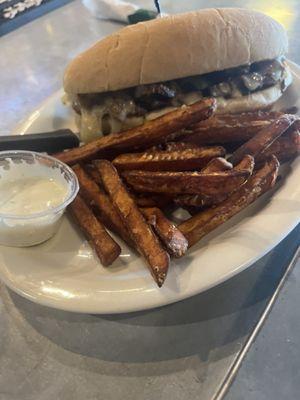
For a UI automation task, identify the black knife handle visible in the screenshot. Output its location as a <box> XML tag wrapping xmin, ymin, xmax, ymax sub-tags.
<box><xmin>0</xmin><ymin>130</ymin><xmax>80</xmax><ymax>153</ymax></box>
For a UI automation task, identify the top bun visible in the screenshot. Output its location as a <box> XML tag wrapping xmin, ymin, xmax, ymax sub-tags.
<box><xmin>64</xmin><ymin>8</ymin><xmax>288</xmax><ymax>94</ymax></box>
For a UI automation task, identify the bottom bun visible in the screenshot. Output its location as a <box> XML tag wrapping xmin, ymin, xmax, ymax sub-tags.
<box><xmin>216</xmin><ymin>68</ymin><xmax>293</xmax><ymax>114</ymax></box>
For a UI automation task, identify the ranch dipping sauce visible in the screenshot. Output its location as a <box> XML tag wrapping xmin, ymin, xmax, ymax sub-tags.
<box><xmin>0</xmin><ymin>151</ymin><xmax>79</xmax><ymax>247</ymax></box>
<box><xmin>0</xmin><ymin>177</ymin><xmax>68</xmax><ymax>216</ymax></box>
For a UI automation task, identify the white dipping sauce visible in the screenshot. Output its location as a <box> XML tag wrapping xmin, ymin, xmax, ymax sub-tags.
<box><xmin>0</xmin><ymin>152</ymin><xmax>77</xmax><ymax>247</ymax></box>
<box><xmin>0</xmin><ymin>177</ymin><xmax>67</xmax><ymax>215</ymax></box>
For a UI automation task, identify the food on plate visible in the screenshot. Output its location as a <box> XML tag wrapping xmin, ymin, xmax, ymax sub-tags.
<box><xmin>69</xmin><ymin>194</ymin><xmax>121</xmax><ymax>266</ymax></box>
<box><xmin>178</xmin><ymin>156</ymin><xmax>280</xmax><ymax>247</ymax></box>
<box><xmin>62</xmin><ymin>106</ymin><xmax>298</xmax><ymax>286</ymax></box>
<box><xmin>183</xmin><ymin>111</ymin><xmax>282</xmax><ymax>145</ymax></box>
<box><xmin>55</xmin><ymin>98</ymin><xmax>216</xmax><ymax>165</ymax></box>
<box><xmin>228</xmin><ymin>114</ymin><xmax>296</xmax><ymax>164</ymax></box>
<box><xmin>57</xmin><ymin>13</ymin><xmax>298</xmax><ymax>286</ymax></box>
<box><xmin>72</xmin><ymin>164</ymin><xmax>134</xmax><ymax>248</ymax></box>
<box><xmin>173</xmin><ymin>155</ymin><xmax>253</xmax><ymax>208</ymax></box>
<box><xmin>95</xmin><ymin>160</ymin><xmax>170</xmax><ymax>287</ymax></box>
<box><xmin>141</xmin><ymin>207</ymin><xmax>188</xmax><ymax>257</ymax></box>
<box><xmin>112</xmin><ymin>144</ymin><xmax>225</xmax><ymax>171</ymax></box>
<box><xmin>122</xmin><ymin>155</ymin><xmax>254</xmax><ymax>195</ymax></box>
<box><xmin>256</xmin><ymin>121</ymin><xmax>300</xmax><ymax>164</ymax></box>
<box><xmin>63</xmin><ymin>9</ymin><xmax>291</xmax><ymax>142</ymax></box>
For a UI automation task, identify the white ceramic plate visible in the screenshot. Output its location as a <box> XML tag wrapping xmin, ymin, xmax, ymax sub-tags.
<box><xmin>1</xmin><ymin>61</ymin><xmax>300</xmax><ymax>314</ymax></box>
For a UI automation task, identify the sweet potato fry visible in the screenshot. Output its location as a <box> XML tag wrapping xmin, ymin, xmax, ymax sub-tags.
<box><xmin>55</xmin><ymin>98</ymin><xmax>216</xmax><ymax>165</ymax></box>
<box><xmin>95</xmin><ymin>160</ymin><xmax>170</xmax><ymax>287</ymax></box>
<box><xmin>72</xmin><ymin>164</ymin><xmax>134</xmax><ymax>248</ymax></box>
<box><xmin>228</xmin><ymin>114</ymin><xmax>296</xmax><ymax>165</ymax></box>
<box><xmin>257</xmin><ymin>121</ymin><xmax>300</xmax><ymax>164</ymax></box>
<box><xmin>123</xmin><ymin>155</ymin><xmax>253</xmax><ymax>196</ymax></box>
<box><xmin>141</xmin><ymin>207</ymin><xmax>188</xmax><ymax>257</ymax></box>
<box><xmin>112</xmin><ymin>145</ymin><xmax>225</xmax><ymax>172</ymax></box>
<box><xmin>178</xmin><ymin>156</ymin><xmax>279</xmax><ymax>247</ymax></box>
<box><xmin>68</xmin><ymin>195</ymin><xmax>121</xmax><ymax>266</ymax></box>
<box><xmin>173</xmin><ymin>155</ymin><xmax>253</xmax><ymax>208</ymax></box>
<box><xmin>184</xmin><ymin>111</ymin><xmax>282</xmax><ymax>145</ymax></box>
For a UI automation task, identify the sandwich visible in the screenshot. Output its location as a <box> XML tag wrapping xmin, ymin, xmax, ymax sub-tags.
<box><xmin>63</xmin><ymin>8</ymin><xmax>292</xmax><ymax>143</ymax></box>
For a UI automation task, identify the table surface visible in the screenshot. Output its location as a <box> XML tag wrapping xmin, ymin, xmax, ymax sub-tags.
<box><xmin>1</xmin><ymin>1</ymin><xmax>300</xmax><ymax>399</ymax></box>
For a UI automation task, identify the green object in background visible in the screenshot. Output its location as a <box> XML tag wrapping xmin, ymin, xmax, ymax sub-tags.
<box><xmin>128</xmin><ymin>9</ymin><xmax>157</xmax><ymax>24</ymax></box>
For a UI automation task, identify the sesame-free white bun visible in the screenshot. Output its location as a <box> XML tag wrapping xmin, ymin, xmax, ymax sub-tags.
<box><xmin>64</xmin><ymin>8</ymin><xmax>288</xmax><ymax>95</ymax></box>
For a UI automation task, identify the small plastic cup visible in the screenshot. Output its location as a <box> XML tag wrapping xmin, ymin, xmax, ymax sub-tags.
<box><xmin>0</xmin><ymin>150</ymin><xmax>79</xmax><ymax>247</ymax></box>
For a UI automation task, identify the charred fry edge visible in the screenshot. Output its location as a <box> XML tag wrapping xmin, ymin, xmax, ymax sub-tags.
<box><xmin>141</xmin><ymin>207</ymin><xmax>188</xmax><ymax>257</ymax></box>
<box><xmin>95</xmin><ymin>160</ymin><xmax>170</xmax><ymax>287</ymax></box>
<box><xmin>179</xmin><ymin>156</ymin><xmax>279</xmax><ymax>248</ymax></box>
<box><xmin>69</xmin><ymin>194</ymin><xmax>121</xmax><ymax>266</ymax></box>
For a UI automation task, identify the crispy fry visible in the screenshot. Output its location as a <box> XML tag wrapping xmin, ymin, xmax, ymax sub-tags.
<box><xmin>72</xmin><ymin>164</ymin><xmax>134</xmax><ymax>248</ymax></box>
<box><xmin>122</xmin><ymin>155</ymin><xmax>253</xmax><ymax>196</ymax></box>
<box><xmin>184</xmin><ymin>111</ymin><xmax>282</xmax><ymax>145</ymax></box>
<box><xmin>112</xmin><ymin>145</ymin><xmax>225</xmax><ymax>172</ymax></box>
<box><xmin>69</xmin><ymin>195</ymin><xmax>121</xmax><ymax>266</ymax></box>
<box><xmin>176</xmin><ymin>158</ymin><xmax>233</xmax><ymax>206</ymax></box>
<box><xmin>95</xmin><ymin>160</ymin><xmax>170</xmax><ymax>287</ymax></box>
<box><xmin>179</xmin><ymin>156</ymin><xmax>279</xmax><ymax>247</ymax></box>
<box><xmin>55</xmin><ymin>98</ymin><xmax>216</xmax><ymax>165</ymax></box>
<box><xmin>257</xmin><ymin>121</ymin><xmax>300</xmax><ymax>164</ymax></box>
<box><xmin>173</xmin><ymin>155</ymin><xmax>253</xmax><ymax>207</ymax></box>
<box><xmin>228</xmin><ymin>114</ymin><xmax>296</xmax><ymax>165</ymax></box>
<box><xmin>201</xmin><ymin>157</ymin><xmax>233</xmax><ymax>172</ymax></box>
<box><xmin>141</xmin><ymin>207</ymin><xmax>188</xmax><ymax>257</ymax></box>
<box><xmin>123</xmin><ymin>169</ymin><xmax>250</xmax><ymax>196</ymax></box>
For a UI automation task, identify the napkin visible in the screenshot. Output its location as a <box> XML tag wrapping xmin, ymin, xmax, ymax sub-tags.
<box><xmin>82</xmin><ymin>0</ymin><xmax>159</xmax><ymax>24</ymax></box>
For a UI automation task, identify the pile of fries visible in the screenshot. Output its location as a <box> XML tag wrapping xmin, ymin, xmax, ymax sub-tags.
<box><xmin>55</xmin><ymin>98</ymin><xmax>300</xmax><ymax>287</ymax></box>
